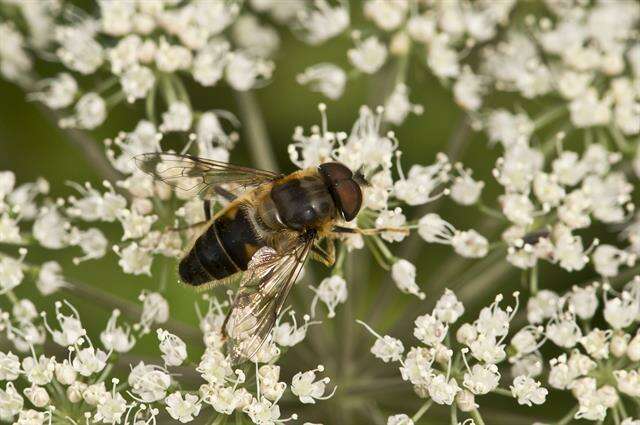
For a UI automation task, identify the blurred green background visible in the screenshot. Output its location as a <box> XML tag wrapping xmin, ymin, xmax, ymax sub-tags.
<box><xmin>0</xmin><ymin>3</ymin><xmax>618</xmax><ymax>424</ymax></box>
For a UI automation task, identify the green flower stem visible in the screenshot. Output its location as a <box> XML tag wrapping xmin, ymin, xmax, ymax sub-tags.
<box><xmin>533</xmin><ymin>104</ymin><xmax>567</xmax><ymax>130</ymax></box>
<box><xmin>234</xmin><ymin>90</ymin><xmax>279</xmax><ymax>172</ymax></box>
<box><xmin>49</xmin><ymin>380</ymin><xmax>72</xmax><ymax>414</ymax></box>
<box><xmin>618</xmin><ymin>399</ymin><xmax>629</xmax><ymax>418</ymax></box>
<box><xmin>541</xmin><ymin>122</ymin><xmax>573</xmax><ymax>157</ymax></box>
<box><xmin>342</xmin><ymin>247</ymin><xmax>361</xmax><ymax>393</ymax></box>
<box><xmin>372</xmin><ymin>235</ymin><xmax>396</xmax><ymax>264</ymax></box>
<box><xmin>49</xmin><ymin>380</ymin><xmax>66</xmax><ymax>401</ymax></box>
<box><xmin>608</xmin><ymin>124</ymin><xmax>635</xmax><ymax>155</ymax></box>
<box><xmin>556</xmin><ymin>405</ymin><xmax>579</xmax><ymax>425</ymax></box>
<box><xmin>332</xmin><ymin>244</ymin><xmax>347</xmax><ymax>276</ymax></box>
<box><xmin>5</xmin><ymin>289</ymin><xmax>18</xmax><ymax>304</ymax></box>
<box><xmin>159</xmin><ymin>256</ymin><xmax>171</xmax><ymax>293</ymax></box>
<box><xmin>453</xmin><ymin>248</ymin><xmax>506</xmax><ymax>290</ymax></box>
<box><xmin>93</xmin><ymin>76</ymin><xmax>118</xmax><ymax>94</ymax></box>
<box><xmin>170</xmin><ymin>75</ymin><xmax>192</xmax><ymax>109</ymax></box>
<box><xmin>395</xmin><ymin>47</ymin><xmax>411</xmax><ymax>86</ymax></box>
<box><xmin>613</xmin><ymin>403</ymin><xmax>621</xmax><ymax>425</ymax></box>
<box><xmin>160</xmin><ymin>73</ymin><xmax>178</xmax><ymax>106</ymax></box>
<box><xmin>491</xmin><ymin>387</ymin><xmax>513</xmax><ymax>397</ymax></box>
<box><xmin>93</xmin><ymin>362</ymin><xmax>114</xmax><ymax>385</ymax></box>
<box><xmin>470</xmin><ymin>409</ymin><xmax>486</xmax><ymax>425</ymax></box>
<box><xmin>411</xmin><ymin>399</ymin><xmax>433</xmax><ymax>422</ymax></box>
<box><xmin>363</xmin><ymin>236</ymin><xmax>391</xmax><ymax>271</ymax></box>
<box><xmin>488</xmin><ymin>241</ymin><xmax>506</xmax><ymax>251</ymax></box>
<box><xmin>477</xmin><ymin>201</ymin><xmax>505</xmax><ymax>220</ymax></box>
<box><xmin>585</xmin><ymin>127</ymin><xmax>594</xmax><ymax>147</ymax></box>
<box><xmin>530</xmin><ymin>264</ymin><xmax>539</xmax><ymax>295</ymax></box>
<box><xmin>145</xmin><ymin>81</ymin><xmax>158</xmax><ymax>125</ymax></box>
<box><xmin>105</xmin><ymin>90</ymin><xmax>126</xmax><ymax>108</ymax></box>
<box><xmin>450</xmin><ymin>404</ymin><xmax>458</xmax><ymax>425</ymax></box>
<box><xmin>209</xmin><ymin>414</ymin><xmax>226</xmax><ymax>425</ymax></box>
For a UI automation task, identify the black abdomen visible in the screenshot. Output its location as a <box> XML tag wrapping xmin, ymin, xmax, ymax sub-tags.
<box><xmin>179</xmin><ymin>206</ymin><xmax>265</xmax><ymax>285</ymax></box>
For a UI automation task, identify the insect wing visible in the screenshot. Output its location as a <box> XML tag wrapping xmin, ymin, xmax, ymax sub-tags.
<box><xmin>135</xmin><ymin>153</ymin><xmax>280</xmax><ymax>199</ymax></box>
<box><xmin>223</xmin><ymin>235</ymin><xmax>314</xmax><ymax>364</ymax></box>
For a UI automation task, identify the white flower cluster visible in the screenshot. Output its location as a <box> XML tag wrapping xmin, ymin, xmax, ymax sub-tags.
<box><xmin>479</xmin><ymin>2</ymin><xmax>640</xmax><ymax>135</ymax></box>
<box><xmin>195</xmin><ymin>296</ymin><xmax>335</xmax><ymax>424</ymax></box>
<box><xmin>0</xmin><ymin>279</ymin><xmax>334</xmax><ymax>424</ymax></box>
<box><xmin>1</xmin><ymin>0</ymin><xmax>277</xmax><ymax>130</ymax></box>
<box><xmin>525</xmin><ymin>278</ymin><xmax>640</xmax><ymax>422</ymax></box>
<box><xmin>0</xmin><ymin>296</ymin><xmax>154</xmax><ymax>424</ymax></box>
<box><xmin>294</xmin><ymin>0</ymin><xmax>515</xmax><ymax>110</ymax></box>
<box><xmin>289</xmin><ymin>104</ymin><xmax>491</xmax><ymax>303</ymax></box>
<box><xmin>0</xmin><ymin>171</ymin><xmax>112</xmax><ymax>276</ymax></box>
<box><xmin>360</xmin><ymin>288</ymin><xmax>548</xmax><ymax>423</ymax></box>
<box><xmin>472</xmin><ymin>0</ymin><xmax>640</xmax><ymax>227</ymax></box>
<box><xmin>295</xmin><ymin>1</ymin><xmax>639</xmax><ymax>139</ymax></box>
<box><xmin>488</xmin><ymin>133</ymin><xmax>636</xmax><ymax>274</ymax></box>
<box><xmin>0</xmin><ymin>168</ymin><xmax>181</xmax><ymax>278</ymax></box>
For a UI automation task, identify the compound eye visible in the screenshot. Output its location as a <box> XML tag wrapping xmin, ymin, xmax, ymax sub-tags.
<box><xmin>334</xmin><ymin>179</ymin><xmax>362</xmax><ymax>222</ymax></box>
<box><xmin>319</xmin><ymin>162</ymin><xmax>353</xmax><ymax>184</ymax></box>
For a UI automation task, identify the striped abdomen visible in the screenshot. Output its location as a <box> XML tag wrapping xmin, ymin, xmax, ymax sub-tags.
<box><xmin>179</xmin><ymin>171</ymin><xmax>340</xmax><ymax>285</ymax></box>
<box><xmin>179</xmin><ymin>205</ymin><xmax>265</xmax><ymax>285</ymax></box>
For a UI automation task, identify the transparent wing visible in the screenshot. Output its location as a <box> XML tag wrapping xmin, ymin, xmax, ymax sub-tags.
<box><xmin>135</xmin><ymin>152</ymin><xmax>281</xmax><ymax>199</ymax></box>
<box><xmin>223</xmin><ymin>233</ymin><xmax>315</xmax><ymax>364</ymax></box>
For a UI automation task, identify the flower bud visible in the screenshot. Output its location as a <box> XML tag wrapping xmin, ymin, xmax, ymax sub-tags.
<box><xmin>131</xmin><ymin>198</ymin><xmax>153</xmax><ymax>215</ymax></box>
<box><xmin>390</xmin><ymin>32</ymin><xmax>410</xmax><ymax>56</ymax></box>
<box><xmin>456</xmin><ymin>323</ymin><xmax>477</xmax><ymax>345</ymax></box>
<box><xmin>434</xmin><ymin>344</ymin><xmax>453</xmax><ymax>365</ymax></box>
<box><xmin>67</xmin><ymin>381</ymin><xmax>87</xmax><ymax>403</ymax></box>
<box><xmin>456</xmin><ymin>389</ymin><xmax>477</xmax><ymax>412</ymax></box>
<box><xmin>597</xmin><ymin>385</ymin><xmax>618</xmax><ymax>408</ymax></box>
<box><xmin>24</xmin><ymin>386</ymin><xmax>50</xmax><ymax>408</ymax></box>
<box><xmin>627</xmin><ymin>333</ymin><xmax>640</xmax><ymax>361</ymax></box>
<box><xmin>138</xmin><ymin>39</ymin><xmax>157</xmax><ymax>64</ymax></box>
<box><xmin>55</xmin><ymin>360</ymin><xmax>77</xmax><ymax>385</ymax></box>
<box><xmin>233</xmin><ymin>387</ymin><xmax>253</xmax><ymax>409</ymax></box>
<box><xmin>203</xmin><ymin>330</ymin><xmax>225</xmax><ymax>350</ymax></box>
<box><xmin>610</xmin><ymin>332</ymin><xmax>630</xmax><ymax>358</ymax></box>
<box><xmin>155</xmin><ymin>180</ymin><xmax>173</xmax><ymax>200</ymax></box>
<box><xmin>570</xmin><ymin>377</ymin><xmax>595</xmax><ymax>399</ymax></box>
<box><xmin>82</xmin><ymin>382</ymin><xmax>107</xmax><ymax>405</ymax></box>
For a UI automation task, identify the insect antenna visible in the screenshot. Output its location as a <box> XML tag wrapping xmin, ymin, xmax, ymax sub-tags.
<box><xmin>353</xmin><ymin>167</ymin><xmax>370</xmax><ymax>187</ymax></box>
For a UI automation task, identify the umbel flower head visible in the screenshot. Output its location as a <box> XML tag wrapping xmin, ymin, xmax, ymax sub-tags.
<box><xmin>358</xmin><ymin>288</ymin><xmax>549</xmax><ymax>421</ymax></box>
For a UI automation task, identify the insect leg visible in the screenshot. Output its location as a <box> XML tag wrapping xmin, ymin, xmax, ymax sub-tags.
<box><xmin>332</xmin><ymin>225</ymin><xmax>409</xmax><ymax>236</ymax></box>
<box><xmin>311</xmin><ymin>239</ymin><xmax>335</xmax><ymax>267</ymax></box>
<box><xmin>214</xmin><ymin>186</ymin><xmax>237</xmax><ymax>202</ymax></box>
<box><xmin>203</xmin><ymin>183</ymin><xmax>238</xmax><ymax>220</ymax></box>
<box><xmin>203</xmin><ymin>200</ymin><xmax>211</xmax><ymax>221</ymax></box>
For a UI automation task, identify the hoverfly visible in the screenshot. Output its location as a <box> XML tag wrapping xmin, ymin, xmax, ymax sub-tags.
<box><xmin>136</xmin><ymin>152</ymin><xmax>384</xmax><ymax>364</ymax></box>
